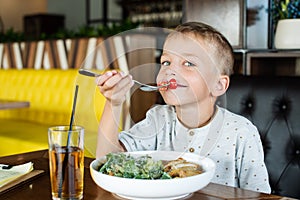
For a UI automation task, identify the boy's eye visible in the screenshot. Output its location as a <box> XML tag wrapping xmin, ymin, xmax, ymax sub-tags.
<box><xmin>161</xmin><ymin>61</ymin><xmax>170</xmax><ymax>66</ymax></box>
<box><xmin>183</xmin><ymin>61</ymin><xmax>195</xmax><ymax>67</ymax></box>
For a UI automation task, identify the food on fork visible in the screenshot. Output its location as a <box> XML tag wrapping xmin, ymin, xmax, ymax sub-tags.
<box><xmin>158</xmin><ymin>78</ymin><xmax>177</xmax><ymax>91</ymax></box>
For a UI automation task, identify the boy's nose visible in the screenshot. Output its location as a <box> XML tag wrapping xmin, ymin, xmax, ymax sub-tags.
<box><xmin>165</xmin><ymin>67</ymin><xmax>176</xmax><ymax>76</ymax></box>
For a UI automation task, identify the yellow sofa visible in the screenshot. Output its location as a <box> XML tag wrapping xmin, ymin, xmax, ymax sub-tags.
<box><xmin>0</xmin><ymin>69</ymin><xmax>106</xmax><ymax>157</ymax></box>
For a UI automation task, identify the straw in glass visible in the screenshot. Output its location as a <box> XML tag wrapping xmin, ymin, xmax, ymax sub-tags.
<box><xmin>58</xmin><ymin>85</ymin><xmax>79</xmax><ymax>198</ymax></box>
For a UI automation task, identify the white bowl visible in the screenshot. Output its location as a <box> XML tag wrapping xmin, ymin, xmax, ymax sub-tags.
<box><xmin>90</xmin><ymin>151</ymin><xmax>216</xmax><ymax>200</ymax></box>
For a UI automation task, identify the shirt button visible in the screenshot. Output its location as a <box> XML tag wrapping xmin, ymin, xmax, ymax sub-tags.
<box><xmin>189</xmin><ymin>131</ymin><xmax>195</xmax><ymax>136</ymax></box>
<box><xmin>189</xmin><ymin>148</ymin><xmax>195</xmax><ymax>152</ymax></box>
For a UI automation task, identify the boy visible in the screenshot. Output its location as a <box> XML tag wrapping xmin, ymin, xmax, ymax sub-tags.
<box><xmin>95</xmin><ymin>22</ymin><xmax>271</xmax><ymax>193</ymax></box>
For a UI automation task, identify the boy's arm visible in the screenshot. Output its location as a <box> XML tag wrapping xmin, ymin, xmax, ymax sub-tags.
<box><xmin>96</xmin><ymin>101</ymin><xmax>124</xmax><ymax>158</ymax></box>
<box><xmin>95</xmin><ymin>71</ymin><xmax>133</xmax><ymax>158</ymax></box>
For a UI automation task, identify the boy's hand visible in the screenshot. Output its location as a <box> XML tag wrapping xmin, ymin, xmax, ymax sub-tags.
<box><xmin>96</xmin><ymin>70</ymin><xmax>134</xmax><ymax>106</ymax></box>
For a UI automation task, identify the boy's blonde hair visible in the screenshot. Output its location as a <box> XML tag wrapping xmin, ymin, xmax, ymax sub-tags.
<box><xmin>174</xmin><ymin>22</ymin><xmax>234</xmax><ymax>76</ymax></box>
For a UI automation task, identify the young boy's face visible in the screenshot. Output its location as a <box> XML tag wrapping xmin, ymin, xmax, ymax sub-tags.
<box><xmin>157</xmin><ymin>32</ymin><xmax>220</xmax><ymax>107</ymax></box>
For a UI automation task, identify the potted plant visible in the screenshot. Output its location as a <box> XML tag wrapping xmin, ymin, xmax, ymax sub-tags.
<box><xmin>271</xmin><ymin>0</ymin><xmax>300</xmax><ymax>48</ymax></box>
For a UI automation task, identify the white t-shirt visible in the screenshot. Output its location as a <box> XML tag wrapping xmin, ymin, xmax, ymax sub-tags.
<box><xmin>119</xmin><ymin>105</ymin><xmax>271</xmax><ymax>194</ymax></box>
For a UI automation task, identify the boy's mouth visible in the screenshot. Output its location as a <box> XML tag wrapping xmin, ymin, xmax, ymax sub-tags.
<box><xmin>158</xmin><ymin>79</ymin><xmax>187</xmax><ymax>91</ymax></box>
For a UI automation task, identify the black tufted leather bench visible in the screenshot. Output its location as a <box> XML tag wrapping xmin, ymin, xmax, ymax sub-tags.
<box><xmin>217</xmin><ymin>75</ymin><xmax>300</xmax><ymax>199</ymax></box>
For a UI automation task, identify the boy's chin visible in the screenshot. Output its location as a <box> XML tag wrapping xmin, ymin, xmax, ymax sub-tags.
<box><xmin>162</xmin><ymin>97</ymin><xmax>182</xmax><ymax>106</ymax></box>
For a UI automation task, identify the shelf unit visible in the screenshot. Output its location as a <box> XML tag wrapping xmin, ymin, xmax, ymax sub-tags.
<box><xmin>234</xmin><ymin>49</ymin><xmax>300</xmax><ymax>76</ymax></box>
<box><xmin>120</xmin><ymin>0</ymin><xmax>182</xmax><ymax>28</ymax></box>
<box><xmin>86</xmin><ymin>0</ymin><xmax>123</xmax><ymax>27</ymax></box>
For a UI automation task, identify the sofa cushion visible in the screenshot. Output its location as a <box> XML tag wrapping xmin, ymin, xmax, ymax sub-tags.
<box><xmin>0</xmin><ymin>69</ymin><xmax>106</xmax><ymax>157</ymax></box>
<box><xmin>0</xmin><ymin>69</ymin><xmax>79</xmax><ymax>125</ymax></box>
<box><xmin>0</xmin><ymin>119</ymin><xmax>48</xmax><ymax>155</ymax></box>
<box><xmin>0</xmin><ymin>119</ymin><xmax>96</xmax><ymax>158</ymax></box>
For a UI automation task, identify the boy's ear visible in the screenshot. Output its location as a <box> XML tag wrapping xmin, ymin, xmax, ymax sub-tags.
<box><xmin>211</xmin><ymin>75</ymin><xmax>230</xmax><ymax>97</ymax></box>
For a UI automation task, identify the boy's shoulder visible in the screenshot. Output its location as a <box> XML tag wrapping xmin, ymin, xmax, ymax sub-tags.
<box><xmin>218</xmin><ymin>106</ymin><xmax>258</xmax><ymax>132</ymax></box>
<box><xmin>219</xmin><ymin>107</ymin><xmax>263</xmax><ymax>148</ymax></box>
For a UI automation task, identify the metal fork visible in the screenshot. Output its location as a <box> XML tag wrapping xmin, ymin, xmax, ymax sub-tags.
<box><xmin>78</xmin><ymin>69</ymin><xmax>169</xmax><ymax>92</ymax></box>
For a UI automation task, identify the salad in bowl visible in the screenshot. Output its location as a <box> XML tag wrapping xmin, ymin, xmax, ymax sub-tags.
<box><xmin>90</xmin><ymin>151</ymin><xmax>215</xmax><ymax>199</ymax></box>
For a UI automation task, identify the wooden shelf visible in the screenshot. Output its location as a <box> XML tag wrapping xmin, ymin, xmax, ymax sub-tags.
<box><xmin>234</xmin><ymin>49</ymin><xmax>300</xmax><ymax>76</ymax></box>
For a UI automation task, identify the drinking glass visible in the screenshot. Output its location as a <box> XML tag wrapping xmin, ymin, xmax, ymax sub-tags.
<box><xmin>48</xmin><ymin>125</ymin><xmax>84</xmax><ymax>200</ymax></box>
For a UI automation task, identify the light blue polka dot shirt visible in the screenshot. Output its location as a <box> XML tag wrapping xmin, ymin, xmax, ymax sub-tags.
<box><xmin>119</xmin><ymin>105</ymin><xmax>271</xmax><ymax>194</ymax></box>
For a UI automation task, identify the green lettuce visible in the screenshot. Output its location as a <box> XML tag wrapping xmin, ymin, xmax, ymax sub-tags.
<box><xmin>99</xmin><ymin>153</ymin><xmax>172</xmax><ymax>179</ymax></box>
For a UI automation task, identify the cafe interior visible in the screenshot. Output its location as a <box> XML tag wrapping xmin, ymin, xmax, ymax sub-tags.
<box><xmin>0</xmin><ymin>0</ymin><xmax>300</xmax><ymax>199</ymax></box>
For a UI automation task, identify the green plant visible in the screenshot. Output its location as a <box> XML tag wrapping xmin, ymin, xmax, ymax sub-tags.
<box><xmin>0</xmin><ymin>19</ymin><xmax>139</xmax><ymax>43</ymax></box>
<box><xmin>0</xmin><ymin>28</ymin><xmax>24</xmax><ymax>43</ymax></box>
<box><xmin>271</xmin><ymin>0</ymin><xmax>300</xmax><ymax>23</ymax></box>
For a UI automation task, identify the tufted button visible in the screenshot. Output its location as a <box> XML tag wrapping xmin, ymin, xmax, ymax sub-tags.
<box><xmin>296</xmin><ymin>150</ymin><xmax>300</xmax><ymax>155</ymax></box>
<box><xmin>189</xmin><ymin>148</ymin><xmax>195</xmax><ymax>153</ymax></box>
<box><xmin>244</xmin><ymin>98</ymin><xmax>254</xmax><ymax>111</ymax></box>
<box><xmin>274</xmin><ymin>97</ymin><xmax>291</xmax><ymax>115</ymax></box>
<box><xmin>242</xmin><ymin>97</ymin><xmax>255</xmax><ymax>115</ymax></box>
<box><xmin>247</xmin><ymin>102</ymin><xmax>253</xmax><ymax>108</ymax></box>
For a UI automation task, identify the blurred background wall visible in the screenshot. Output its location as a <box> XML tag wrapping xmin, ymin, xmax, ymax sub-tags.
<box><xmin>0</xmin><ymin>0</ymin><xmax>47</xmax><ymax>32</ymax></box>
<box><xmin>0</xmin><ymin>0</ymin><xmax>122</xmax><ymax>32</ymax></box>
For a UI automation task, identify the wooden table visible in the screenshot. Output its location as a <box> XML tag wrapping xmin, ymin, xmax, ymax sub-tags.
<box><xmin>0</xmin><ymin>100</ymin><xmax>30</xmax><ymax>110</ymax></box>
<box><xmin>0</xmin><ymin>150</ymin><xmax>289</xmax><ymax>200</ymax></box>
